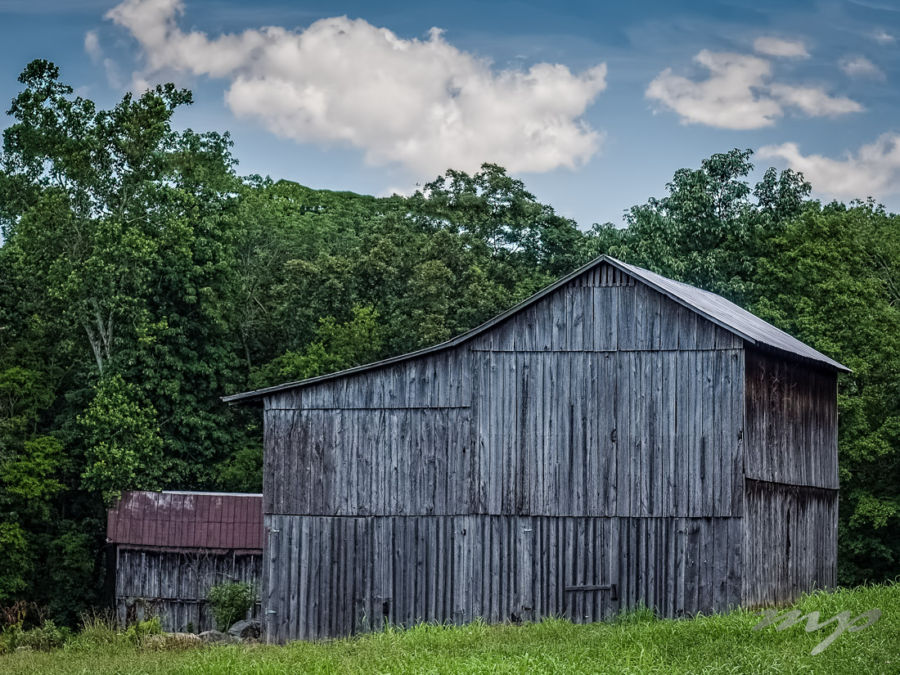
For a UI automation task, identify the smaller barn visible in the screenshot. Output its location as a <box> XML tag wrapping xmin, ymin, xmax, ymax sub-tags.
<box><xmin>106</xmin><ymin>490</ymin><xmax>264</xmax><ymax>632</ymax></box>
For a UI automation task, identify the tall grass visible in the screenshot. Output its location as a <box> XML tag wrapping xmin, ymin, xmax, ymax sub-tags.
<box><xmin>2</xmin><ymin>582</ymin><xmax>897</xmax><ymax>674</ymax></box>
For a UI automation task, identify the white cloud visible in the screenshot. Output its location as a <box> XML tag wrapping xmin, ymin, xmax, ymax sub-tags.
<box><xmin>105</xmin><ymin>0</ymin><xmax>608</xmax><ymax>176</ymax></box>
<box><xmin>839</xmin><ymin>55</ymin><xmax>885</xmax><ymax>79</ymax></box>
<box><xmin>646</xmin><ymin>49</ymin><xmax>862</xmax><ymax>129</ymax></box>
<box><xmin>759</xmin><ymin>134</ymin><xmax>900</xmax><ymax>199</ymax></box>
<box><xmin>767</xmin><ymin>83</ymin><xmax>863</xmax><ymax>116</ymax></box>
<box><xmin>83</xmin><ymin>28</ymin><xmax>125</xmax><ymax>88</ymax></box>
<box><xmin>753</xmin><ymin>36</ymin><xmax>809</xmax><ymax>58</ymax></box>
<box><xmin>84</xmin><ymin>29</ymin><xmax>101</xmax><ymax>62</ymax></box>
<box><xmin>871</xmin><ymin>29</ymin><xmax>895</xmax><ymax>44</ymax></box>
<box><xmin>646</xmin><ymin>51</ymin><xmax>780</xmax><ymax>129</ymax></box>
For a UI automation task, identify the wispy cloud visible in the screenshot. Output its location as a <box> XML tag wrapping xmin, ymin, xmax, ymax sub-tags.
<box><xmin>105</xmin><ymin>0</ymin><xmax>609</xmax><ymax>177</ymax></box>
<box><xmin>82</xmin><ymin>28</ymin><xmax>124</xmax><ymax>88</ymax></box>
<box><xmin>753</xmin><ymin>36</ymin><xmax>809</xmax><ymax>58</ymax></box>
<box><xmin>646</xmin><ymin>49</ymin><xmax>862</xmax><ymax>130</ymax></box>
<box><xmin>839</xmin><ymin>55</ymin><xmax>885</xmax><ymax>79</ymax></box>
<box><xmin>871</xmin><ymin>28</ymin><xmax>895</xmax><ymax>44</ymax></box>
<box><xmin>759</xmin><ymin>134</ymin><xmax>900</xmax><ymax>200</ymax></box>
<box><xmin>84</xmin><ymin>29</ymin><xmax>101</xmax><ymax>62</ymax></box>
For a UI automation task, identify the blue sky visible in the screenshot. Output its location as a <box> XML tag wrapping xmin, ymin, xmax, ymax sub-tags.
<box><xmin>1</xmin><ymin>0</ymin><xmax>899</xmax><ymax>227</ymax></box>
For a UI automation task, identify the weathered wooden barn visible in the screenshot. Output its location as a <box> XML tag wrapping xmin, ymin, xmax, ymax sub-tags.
<box><xmin>106</xmin><ymin>490</ymin><xmax>263</xmax><ymax>631</ymax></box>
<box><xmin>224</xmin><ymin>255</ymin><xmax>847</xmax><ymax>643</ymax></box>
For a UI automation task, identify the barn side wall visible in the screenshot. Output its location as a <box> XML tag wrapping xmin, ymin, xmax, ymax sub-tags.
<box><xmin>742</xmin><ymin>349</ymin><xmax>839</xmax><ymax>607</ymax></box>
<box><xmin>263</xmin><ymin>514</ymin><xmax>741</xmax><ymax>642</ymax></box>
<box><xmin>114</xmin><ymin>548</ymin><xmax>261</xmax><ymax>632</ymax></box>
<box><xmin>262</xmin><ymin>262</ymin><xmax>747</xmax><ymax>641</ymax></box>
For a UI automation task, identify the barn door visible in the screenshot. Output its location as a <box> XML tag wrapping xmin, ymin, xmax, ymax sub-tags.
<box><xmin>562</xmin><ymin>519</ymin><xmax>618</xmax><ymax>623</ymax></box>
<box><xmin>517</xmin><ymin>517</ymin><xmax>534</xmax><ymax>621</ymax></box>
<box><xmin>262</xmin><ymin>515</ymin><xmax>278</xmax><ymax>643</ymax></box>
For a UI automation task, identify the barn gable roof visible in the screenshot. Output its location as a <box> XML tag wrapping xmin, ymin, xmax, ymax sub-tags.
<box><xmin>224</xmin><ymin>255</ymin><xmax>848</xmax><ymax>403</ymax></box>
<box><xmin>106</xmin><ymin>490</ymin><xmax>263</xmax><ymax>552</ymax></box>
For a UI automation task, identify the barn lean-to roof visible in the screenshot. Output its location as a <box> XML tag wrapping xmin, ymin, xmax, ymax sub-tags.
<box><xmin>106</xmin><ymin>490</ymin><xmax>264</xmax><ymax>552</ymax></box>
<box><xmin>223</xmin><ymin>255</ymin><xmax>849</xmax><ymax>403</ymax></box>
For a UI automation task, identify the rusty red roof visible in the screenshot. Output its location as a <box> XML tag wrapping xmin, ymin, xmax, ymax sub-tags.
<box><xmin>107</xmin><ymin>490</ymin><xmax>263</xmax><ymax>551</ymax></box>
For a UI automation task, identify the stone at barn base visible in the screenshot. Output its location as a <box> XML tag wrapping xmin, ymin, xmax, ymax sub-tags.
<box><xmin>145</xmin><ymin>632</ymin><xmax>201</xmax><ymax>650</ymax></box>
<box><xmin>198</xmin><ymin>629</ymin><xmax>240</xmax><ymax>644</ymax></box>
<box><xmin>228</xmin><ymin>619</ymin><xmax>262</xmax><ymax>640</ymax></box>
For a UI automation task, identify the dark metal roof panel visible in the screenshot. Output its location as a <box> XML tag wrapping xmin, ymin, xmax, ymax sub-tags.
<box><xmin>222</xmin><ymin>255</ymin><xmax>848</xmax><ymax>403</ymax></box>
<box><xmin>106</xmin><ymin>490</ymin><xmax>263</xmax><ymax>551</ymax></box>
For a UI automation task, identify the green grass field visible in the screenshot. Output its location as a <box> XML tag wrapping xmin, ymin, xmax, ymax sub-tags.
<box><xmin>2</xmin><ymin>583</ymin><xmax>897</xmax><ymax>674</ymax></box>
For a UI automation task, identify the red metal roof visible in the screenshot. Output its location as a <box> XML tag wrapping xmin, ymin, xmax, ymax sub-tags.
<box><xmin>107</xmin><ymin>490</ymin><xmax>263</xmax><ymax>551</ymax></box>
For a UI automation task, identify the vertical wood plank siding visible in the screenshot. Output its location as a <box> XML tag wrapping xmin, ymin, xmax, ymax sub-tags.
<box><xmin>744</xmin><ymin>350</ymin><xmax>839</xmax><ymax>488</ymax></box>
<box><xmin>263</xmin><ymin>514</ymin><xmax>740</xmax><ymax>642</ymax></box>
<box><xmin>115</xmin><ymin>549</ymin><xmax>261</xmax><ymax>632</ymax></box>
<box><xmin>259</xmin><ymin>261</ymin><xmax>838</xmax><ymax>642</ymax></box>
<box><xmin>741</xmin><ymin>349</ymin><xmax>839</xmax><ymax>606</ymax></box>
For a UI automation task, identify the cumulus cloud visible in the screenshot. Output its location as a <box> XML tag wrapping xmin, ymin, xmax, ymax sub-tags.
<box><xmin>759</xmin><ymin>134</ymin><xmax>900</xmax><ymax>199</ymax></box>
<box><xmin>646</xmin><ymin>49</ymin><xmax>862</xmax><ymax>129</ymax></box>
<box><xmin>753</xmin><ymin>36</ymin><xmax>809</xmax><ymax>58</ymax></box>
<box><xmin>104</xmin><ymin>0</ymin><xmax>608</xmax><ymax>176</ymax></box>
<box><xmin>839</xmin><ymin>55</ymin><xmax>885</xmax><ymax>79</ymax></box>
<box><xmin>646</xmin><ymin>51</ymin><xmax>780</xmax><ymax>129</ymax></box>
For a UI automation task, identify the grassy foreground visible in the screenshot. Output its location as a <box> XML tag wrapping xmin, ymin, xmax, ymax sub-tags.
<box><xmin>2</xmin><ymin>583</ymin><xmax>898</xmax><ymax>674</ymax></box>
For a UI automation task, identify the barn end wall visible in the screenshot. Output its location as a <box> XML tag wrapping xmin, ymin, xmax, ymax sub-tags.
<box><xmin>261</xmin><ymin>262</ymin><xmax>749</xmax><ymax>641</ymax></box>
<box><xmin>741</xmin><ymin>349</ymin><xmax>839</xmax><ymax>607</ymax></box>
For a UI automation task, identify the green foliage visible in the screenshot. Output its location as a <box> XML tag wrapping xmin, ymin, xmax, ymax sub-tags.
<box><xmin>123</xmin><ymin>617</ymin><xmax>163</xmax><ymax>646</ymax></box>
<box><xmin>751</xmin><ymin>201</ymin><xmax>900</xmax><ymax>583</ymax></box>
<box><xmin>613</xmin><ymin>148</ymin><xmax>810</xmax><ymax>304</ymax></box>
<box><xmin>215</xmin><ymin>445</ymin><xmax>262</xmax><ymax>494</ymax></box>
<box><xmin>0</xmin><ymin>523</ymin><xmax>30</xmax><ymax>600</ymax></box>
<box><xmin>78</xmin><ymin>374</ymin><xmax>163</xmax><ymax>504</ymax></box>
<box><xmin>206</xmin><ymin>582</ymin><xmax>254</xmax><ymax>631</ymax></box>
<box><xmin>63</xmin><ymin>612</ymin><xmax>119</xmax><ymax>651</ymax></box>
<box><xmin>0</xmin><ymin>620</ymin><xmax>70</xmax><ymax>654</ymax></box>
<box><xmin>250</xmin><ymin>305</ymin><xmax>385</xmax><ymax>388</ymax></box>
<box><xmin>0</xmin><ymin>57</ymin><xmax>896</xmax><ymax>621</ymax></box>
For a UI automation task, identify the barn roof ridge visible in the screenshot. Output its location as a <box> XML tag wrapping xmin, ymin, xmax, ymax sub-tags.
<box><xmin>223</xmin><ymin>255</ymin><xmax>848</xmax><ymax>403</ymax></box>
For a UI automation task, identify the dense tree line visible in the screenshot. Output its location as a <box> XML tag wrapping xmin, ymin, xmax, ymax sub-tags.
<box><xmin>0</xmin><ymin>62</ymin><xmax>896</xmax><ymax>623</ymax></box>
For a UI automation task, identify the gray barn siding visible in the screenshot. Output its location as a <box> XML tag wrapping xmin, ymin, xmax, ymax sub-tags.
<box><xmin>260</xmin><ymin>263</ymin><xmax>751</xmax><ymax>641</ymax></box>
<box><xmin>741</xmin><ymin>349</ymin><xmax>839</xmax><ymax>607</ymax></box>
<box><xmin>744</xmin><ymin>350</ymin><xmax>839</xmax><ymax>488</ymax></box>
<box><xmin>115</xmin><ymin>549</ymin><xmax>261</xmax><ymax>632</ymax></box>
<box><xmin>253</xmin><ymin>260</ymin><xmax>841</xmax><ymax>642</ymax></box>
<box><xmin>263</xmin><ymin>514</ymin><xmax>741</xmax><ymax>642</ymax></box>
<box><xmin>471</xmin><ymin>349</ymin><xmax>744</xmax><ymax>517</ymax></box>
<box><xmin>742</xmin><ymin>482</ymin><xmax>837</xmax><ymax>608</ymax></box>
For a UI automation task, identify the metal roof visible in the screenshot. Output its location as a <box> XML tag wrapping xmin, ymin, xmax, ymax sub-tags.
<box><xmin>223</xmin><ymin>255</ymin><xmax>848</xmax><ymax>403</ymax></box>
<box><xmin>106</xmin><ymin>490</ymin><xmax>263</xmax><ymax>551</ymax></box>
<box><xmin>613</xmin><ymin>259</ymin><xmax>849</xmax><ymax>372</ymax></box>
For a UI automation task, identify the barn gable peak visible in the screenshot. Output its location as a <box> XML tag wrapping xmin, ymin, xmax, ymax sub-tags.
<box><xmin>223</xmin><ymin>256</ymin><xmax>847</xmax><ymax>403</ymax></box>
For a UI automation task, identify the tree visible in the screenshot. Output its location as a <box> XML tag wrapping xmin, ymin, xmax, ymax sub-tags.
<box><xmin>78</xmin><ymin>374</ymin><xmax>163</xmax><ymax>504</ymax></box>
<box><xmin>753</xmin><ymin>201</ymin><xmax>900</xmax><ymax>583</ymax></box>
<box><xmin>0</xmin><ymin>60</ymin><xmax>250</xmax><ymax>620</ymax></box>
<box><xmin>614</xmin><ymin>149</ymin><xmax>810</xmax><ymax>304</ymax></box>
